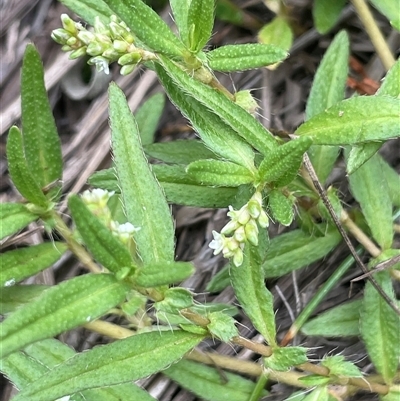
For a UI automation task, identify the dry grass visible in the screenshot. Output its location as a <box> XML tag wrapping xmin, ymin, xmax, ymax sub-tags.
<box><xmin>1</xmin><ymin>1</ymin><xmax>399</xmax><ymax>400</ymax></box>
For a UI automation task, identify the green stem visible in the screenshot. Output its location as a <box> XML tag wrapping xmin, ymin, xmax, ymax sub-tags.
<box><xmin>351</xmin><ymin>0</ymin><xmax>395</xmax><ymax>70</ymax></box>
<box><xmin>248</xmin><ymin>373</ymin><xmax>268</xmax><ymax>401</ymax></box>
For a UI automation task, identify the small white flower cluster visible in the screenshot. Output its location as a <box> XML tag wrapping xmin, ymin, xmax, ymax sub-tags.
<box><xmin>81</xmin><ymin>189</ymin><xmax>139</xmax><ymax>244</ymax></box>
<box><xmin>209</xmin><ymin>191</ymin><xmax>269</xmax><ymax>267</ymax></box>
<box><xmin>51</xmin><ymin>14</ymin><xmax>157</xmax><ymax>75</ymax></box>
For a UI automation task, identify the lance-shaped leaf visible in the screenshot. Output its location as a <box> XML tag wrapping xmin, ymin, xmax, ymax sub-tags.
<box><xmin>258</xmin><ymin>137</ymin><xmax>312</xmax><ymax>187</ymax></box>
<box><xmin>187</xmin><ymin>159</ymin><xmax>255</xmax><ymax>187</ymax></box>
<box><xmin>295</xmin><ymin>96</ymin><xmax>400</xmax><ymax>144</ymax></box>
<box><xmin>360</xmin><ymin>271</ymin><xmax>400</xmax><ymax>384</ymax></box>
<box><xmin>306</xmin><ymin>31</ymin><xmax>348</xmax><ymax>182</ymax></box>
<box><xmin>1</xmin><ymin>339</ymin><xmax>158</xmax><ymax>401</ymax></box>
<box><xmin>1</xmin><ymin>285</ymin><xmax>48</xmax><ymax>314</ymax></box>
<box><xmin>14</xmin><ymin>330</ymin><xmax>203</xmax><ymax>401</ymax></box>
<box><xmin>187</xmin><ymin>0</ymin><xmax>214</xmax><ymax>52</ymax></box>
<box><xmin>21</xmin><ymin>45</ymin><xmax>62</xmax><ymax>194</ymax></box>
<box><xmin>268</xmin><ymin>189</ymin><xmax>294</xmax><ymax>226</ymax></box>
<box><xmin>377</xmin><ymin>59</ymin><xmax>400</xmax><ymax>98</ymax></box>
<box><xmin>58</xmin><ymin>0</ymin><xmax>114</xmax><ymax>25</ymax></box>
<box><xmin>301</xmin><ymin>300</ymin><xmax>362</xmax><ymax>337</ymax></box>
<box><xmin>109</xmin><ymin>83</ymin><xmax>175</xmax><ymax>264</ymax></box>
<box><xmin>104</xmin><ymin>0</ymin><xmax>186</xmax><ymax>57</ymax></box>
<box><xmin>321</xmin><ymin>356</ymin><xmax>362</xmax><ymax>378</ymax></box>
<box><xmin>347</xmin><ymin>59</ymin><xmax>400</xmax><ymax>174</ymax></box>
<box><xmin>156</xmin><ymin>64</ymin><xmax>255</xmax><ymax>170</ymax></box>
<box><xmin>135</xmin><ymin>261</ymin><xmax>194</xmax><ymax>287</ymax></box>
<box><xmin>258</xmin><ymin>16</ymin><xmax>293</xmax><ymax>53</ymax></box>
<box><xmin>89</xmin><ymin>167</ymin><xmax>238</xmax><ymax>208</ymax></box>
<box><xmin>208</xmin><ymin>43</ymin><xmax>288</xmax><ymax>72</ymax></box>
<box><xmin>135</xmin><ymin>92</ymin><xmax>165</xmax><ymax>146</ymax></box>
<box><xmin>313</xmin><ymin>0</ymin><xmax>347</xmax><ymax>34</ymax></box>
<box><xmin>369</xmin><ymin>0</ymin><xmax>400</xmax><ymax>30</ymax></box>
<box><xmin>145</xmin><ymin>139</ymin><xmax>218</xmax><ymax>164</ymax></box>
<box><xmin>0</xmin><ymin>203</ymin><xmax>38</xmax><ymax>240</ymax></box>
<box><xmin>347</xmin><ymin>154</ymin><xmax>393</xmax><ymax>249</ymax></box>
<box><xmin>0</xmin><ymin>273</ymin><xmax>129</xmax><ymax>358</ymax></box>
<box><xmin>262</xmin><ymin>226</ymin><xmax>341</xmax><ymax>278</ymax></box>
<box><xmin>230</xmin><ymin>243</ymin><xmax>277</xmax><ymax>346</ymax></box>
<box><xmin>6</xmin><ymin>126</ymin><xmax>49</xmax><ymax>208</ymax></box>
<box><xmin>170</xmin><ymin>0</ymin><xmax>190</xmax><ymax>43</ymax></box>
<box><xmin>158</xmin><ymin>56</ymin><xmax>278</xmax><ymax>156</ymax></box>
<box><xmin>0</xmin><ymin>242</ymin><xmax>67</xmax><ymax>287</ymax></box>
<box><xmin>68</xmin><ymin>194</ymin><xmax>135</xmax><ymax>274</ymax></box>
<box><xmin>379</xmin><ymin>155</ymin><xmax>400</xmax><ymax>207</ymax></box>
<box><xmin>164</xmin><ymin>359</ymin><xmax>267</xmax><ymax>401</ymax></box>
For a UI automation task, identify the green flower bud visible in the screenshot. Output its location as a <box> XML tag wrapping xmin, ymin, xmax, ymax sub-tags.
<box><xmin>102</xmin><ymin>48</ymin><xmax>120</xmax><ymax>60</ymax></box>
<box><xmin>77</xmin><ymin>30</ymin><xmax>96</xmax><ymax>46</ymax></box>
<box><xmin>87</xmin><ymin>40</ymin><xmax>108</xmax><ymax>56</ymax></box>
<box><xmin>120</xmin><ymin>64</ymin><xmax>136</xmax><ymax>76</ymax></box>
<box><xmin>258</xmin><ymin>209</ymin><xmax>269</xmax><ymax>228</ymax></box>
<box><xmin>237</xmin><ymin>206</ymin><xmax>251</xmax><ymax>225</ymax></box>
<box><xmin>232</xmin><ymin>248</ymin><xmax>244</xmax><ymax>267</ymax></box>
<box><xmin>234</xmin><ymin>226</ymin><xmax>246</xmax><ymax>243</ymax></box>
<box><xmin>94</xmin><ymin>16</ymin><xmax>108</xmax><ymax>34</ymax></box>
<box><xmin>66</xmin><ymin>36</ymin><xmax>78</xmax><ymax>47</ymax></box>
<box><xmin>113</xmin><ymin>40</ymin><xmax>129</xmax><ymax>53</ymax></box>
<box><xmin>221</xmin><ymin>219</ymin><xmax>240</xmax><ymax>235</ymax></box>
<box><xmin>118</xmin><ymin>52</ymin><xmax>142</xmax><ymax>66</ymax></box>
<box><xmin>61</xmin><ymin>14</ymin><xmax>77</xmax><ymax>35</ymax></box>
<box><xmin>51</xmin><ymin>28</ymin><xmax>71</xmax><ymax>45</ymax></box>
<box><xmin>245</xmin><ymin>220</ymin><xmax>259</xmax><ymax>246</ymax></box>
<box><xmin>69</xmin><ymin>47</ymin><xmax>88</xmax><ymax>59</ymax></box>
<box><xmin>234</xmin><ymin>90</ymin><xmax>258</xmax><ymax>115</ymax></box>
<box><xmin>247</xmin><ymin>199</ymin><xmax>261</xmax><ymax>219</ymax></box>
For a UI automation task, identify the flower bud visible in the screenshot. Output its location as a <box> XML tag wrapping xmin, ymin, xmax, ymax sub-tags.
<box><xmin>245</xmin><ymin>220</ymin><xmax>259</xmax><ymax>246</ymax></box>
<box><xmin>61</xmin><ymin>14</ymin><xmax>77</xmax><ymax>35</ymax></box>
<box><xmin>66</xmin><ymin>36</ymin><xmax>78</xmax><ymax>47</ymax></box>
<box><xmin>77</xmin><ymin>30</ymin><xmax>96</xmax><ymax>45</ymax></box>
<box><xmin>232</xmin><ymin>248</ymin><xmax>244</xmax><ymax>267</ymax></box>
<box><xmin>120</xmin><ymin>64</ymin><xmax>136</xmax><ymax>76</ymax></box>
<box><xmin>247</xmin><ymin>199</ymin><xmax>261</xmax><ymax>219</ymax></box>
<box><xmin>113</xmin><ymin>39</ymin><xmax>129</xmax><ymax>53</ymax></box>
<box><xmin>237</xmin><ymin>205</ymin><xmax>251</xmax><ymax>225</ymax></box>
<box><xmin>233</xmin><ymin>226</ymin><xmax>246</xmax><ymax>243</ymax></box>
<box><xmin>221</xmin><ymin>219</ymin><xmax>240</xmax><ymax>235</ymax></box>
<box><xmin>118</xmin><ymin>51</ymin><xmax>142</xmax><ymax>66</ymax></box>
<box><xmin>69</xmin><ymin>46</ymin><xmax>88</xmax><ymax>59</ymax></box>
<box><xmin>258</xmin><ymin>209</ymin><xmax>269</xmax><ymax>228</ymax></box>
<box><xmin>51</xmin><ymin>29</ymin><xmax>71</xmax><ymax>45</ymax></box>
<box><xmin>87</xmin><ymin>40</ymin><xmax>108</xmax><ymax>56</ymax></box>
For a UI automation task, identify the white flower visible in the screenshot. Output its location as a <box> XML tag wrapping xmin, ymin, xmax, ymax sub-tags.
<box><xmin>88</xmin><ymin>56</ymin><xmax>110</xmax><ymax>75</ymax></box>
<box><xmin>209</xmin><ymin>230</ymin><xmax>226</xmax><ymax>255</ymax></box>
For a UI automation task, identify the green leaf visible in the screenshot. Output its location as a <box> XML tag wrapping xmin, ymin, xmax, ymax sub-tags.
<box><xmin>377</xmin><ymin>59</ymin><xmax>400</xmax><ymax>98</ymax></box>
<box><xmin>0</xmin><ymin>242</ymin><xmax>67</xmax><ymax>287</ymax></box>
<box><xmin>206</xmin><ymin>262</ymin><xmax>231</xmax><ymax>293</ymax></box>
<box><xmin>1</xmin><ymin>338</ymin><xmax>158</xmax><ymax>401</ymax></box>
<box><xmin>109</xmin><ymin>83</ymin><xmax>175</xmax><ymax>264</ymax></box>
<box><xmin>6</xmin><ymin>126</ymin><xmax>49</xmax><ymax>208</ymax></box>
<box><xmin>89</xmin><ymin>166</ymin><xmax>238</xmax><ymax>208</ymax></box>
<box><xmin>21</xmin><ymin>44</ymin><xmax>62</xmax><ymax>193</ymax></box>
<box><xmin>360</xmin><ymin>271</ymin><xmax>400</xmax><ymax>384</ymax></box>
<box><xmin>262</xmin><ymin>227</ymin><xmax>341</xmax><ymax>278</ymax></box>
<box><xmin>155</xmin><ymin>287</ymin><xmax>193</xmax><ymax>314</ymax></box>
<box><xmin>369</xmin><ymin>0</ymin><xmax>400</xmax><ymax>30</ymax></box>
<box><xmin>0</xmin><ymin>285</ymin><xmax>48</xmax><ymax>314</ymax></box>
<box><xmin>347</xmin><ymin>59</ymin><xmax>400</xmax><ymax>174</ymax></box>
<box><xmin>301</xmin><ymin>386</ymin><xmax>330</xmax><ymax>401</ymax></box>
<box><xmin>258</xmin><ymin>137</ymin><xmax>312</xmax><ymax>186</ymax></box>
<box><xmin>145</xmin><ymin>139</ymin><xmax>218</xmax><ymax>164</ymax></box>
<box><xmin>158</xmin><ymin>56</ymin><xmax>278</xmax><ymax>156</ymax></box>
<box><xmin>135</xmin><ymin>93</ymin><xmax>165</xmax><ymax>145</ymax></box>
<box><xmin>258</xmin><ymin>16</ymin><xmax>293</xmax><ymax>53</ymax></box>
<box><xmin>230</xmin><ymin>244</ymin><xmax>277</xmax><ymax>346</ymax></box>
<box><xmin>295</xmin><ymin>96</ymin><xmax>400</xmax><ymax>144</ymax></box>
<box><xmin>187</xmin><ymin>0</ymin><xmax>214</xmax><ymax>52</ymax></box>
<box><xmin>0</xmin><ymin>203</ymin><xmax>38</xmax><ymax>240</ymax></box>
<box><xmin>164</xmin><ymin>359</ymin><xmax>267</xmax><ymax>401</ymax></box>
<box><xmin>104</xmin><ymin>0</ymin><xmax>186</xmax><ymax>57</ymax></box>
<box><xmin>207</xmin><ymin>311</ymin><xmax>238</xmax><ymax>342</ymax></box>
<box><xmin>68</xmin><ymin>194</ymin><xmax>135</xmax><ymax>274</ymax></box>
<box><xmin>268</xmin><ymin>189</ymin><xmax>294</xmax><ymax>226</ymax></box>
<box><xmin>301</xmin><ymin>300</ymin><xmax>362</xmax><ymax>337</ymax></box>
<box><xmin>347</xmin><ymin>153</ymin><xmax>393</xmax><ymax>249</ymax></box>
<box><xmin>170</xmin><ymin>0</ymin><xmax>190</xmax><ymax>43</ymax></box>
<box><xmin>321</xmin><ymin>355</ymin><xmax>362</xmax><ymax>378</ymax></box>
<box><xmin>187</xmin><ymin>159</ymin><xmax>255</xmax><ymax>187</ymax></box>
<box><xmin>207</xmin><ymin>43</ymin><xmax>288</xmax><ymax>72</ymax></box>
<box><xmin>156</xmin><ymin>63</ymin><xmax>256</xmax><ymax>169</ymax></box>
<box><xmin>381</xmin><ymin>386</ymin><xmax>400</xmax><ymax>401</ymax></box>
<box><xmin>265</xmin><ymin>347</ymin><xmax>308</xmax><ymax>370</ymax></box>
<box><xmin>215</xmin><ymin>0</ymin><xmax>245</xmax><ymax>26</ymax></box>
<box><xmin>379</xmin><ymin>155</ymin><xmax>400</xmax><ymax>207</ymax></box>
<box><xmin>0</xmin><ymin>273</ymin><xmax>129</xmax><ymax>358</ymax></box>
<box><xmin>306</xmin><ymin>31</ymin><xmax>349</xmax><ymax>182</ymax></box>
<box><xmin>14</xmin><ymin>330</ymin><xmax>203</xmax><ymax>401</ymax></box>
<box><xmin>135</xmin><ymin>261</ymin><xmax>194</xmax><ymax>287</ymax></box>
<box><xmin>313</xmin><ymin>0</ymin><xmax>347</xmax><ymax>34</ymax></box>
<box><xmin>58</xmin><ymin>0</ymin><xmax>114</xmax><ymax>25</ymax></box>
<box><xmin>346</xmin><ymin>142</ymin><xmax>382</xmax><ymax>175</ymax></box>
